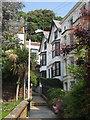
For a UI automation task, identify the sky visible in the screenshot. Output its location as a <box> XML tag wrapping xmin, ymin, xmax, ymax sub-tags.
<box><xmin>21</xmin><ymin>2</ymin><xmax>77</xmax><ymax>17</ymax></box>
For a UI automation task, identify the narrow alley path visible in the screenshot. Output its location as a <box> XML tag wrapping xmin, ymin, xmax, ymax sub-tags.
<box><xmin>28</xmin><ymin>91</ymin><xmax>60</xmax><ymax>119</ymax></box>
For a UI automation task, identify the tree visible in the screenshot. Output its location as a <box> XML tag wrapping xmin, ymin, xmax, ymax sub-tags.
<box><xmin>18</xmin><ymin>9</ymin><xmax>63</xmax><ymax>42</ymax></box>
<box><xmin>8</xmin><ymin>46</ymin><xmax>28</xmax><ymax>101</ymax></box>
<box><xmin>2</xmin><ymin>2</ymin><xmax>25</xmax><ymax>50</ymax></box>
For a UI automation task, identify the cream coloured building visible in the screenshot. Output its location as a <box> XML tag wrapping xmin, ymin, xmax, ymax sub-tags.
<box><xmin>60</xmin><ymin>1</ymin><xmax>90</xmax><ymax>91</ymax></box>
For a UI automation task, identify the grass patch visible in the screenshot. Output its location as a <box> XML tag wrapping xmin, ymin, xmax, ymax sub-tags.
<box><xmin>2</xmin><ymin>98</ymin><xmax>22</xmax><ymax>119</ymax></box>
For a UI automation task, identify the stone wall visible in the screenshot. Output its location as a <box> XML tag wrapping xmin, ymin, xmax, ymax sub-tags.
<box><xmin>5</xmin><ymin>100</ymin><xmax>28</xmax><ymax>119</ymax></box>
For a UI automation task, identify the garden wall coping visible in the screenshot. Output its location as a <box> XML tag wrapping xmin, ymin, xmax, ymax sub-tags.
<box><xmin>5</xmin><ymin>100</ymin><xmax>27</xmax><ymax>119</ymax></box>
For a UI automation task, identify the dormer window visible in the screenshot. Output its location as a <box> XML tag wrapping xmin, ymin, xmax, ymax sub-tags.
<box><xmin>54</xmin><ymin>30</ymin><xmax>58</xmax><ymax>40</ymax></box>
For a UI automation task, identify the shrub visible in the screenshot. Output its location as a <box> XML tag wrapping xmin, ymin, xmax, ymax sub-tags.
<box><xmin>57</xmin><ymin>80</ymin><xmax>90</xmax><ymax>119</ymax></box>
<box><xmin>47</xmin><ymin>88</ymin><xmax>65</xmax><ymax>106</ymax></box>
<box><xmin>37</xmin><ymin>77</ymin><xmax>63</xmax><ymax>88</ymax></box>
<box><xmin>26</xmin><ymin>71</ymin><xmax>37</xmax><ymax>87</ymax></box>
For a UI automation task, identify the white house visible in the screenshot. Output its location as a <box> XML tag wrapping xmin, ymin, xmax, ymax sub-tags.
<box><xmin>60</xmin><ymin>1</ymin><xmax>90</xmax><ymax>91</ymax></box>
<box><xmin>17</xmin><ymin>26</ymin><xmax>40</xmax><ymax>64</ymax></box>
<box><xmin>47</xmin><ymin>20</ymin><xmax>63</xmax><ymax>81</ymax></box>
<box><xmin>39</xmin><ymin>31</ymin><xmax>50</xmax><ymax>78</ymax></box>
<box><xmin>39</xmin><ymin>0</ymin><xmax>90</xmax><ymax>91</ymax></box>
<box><xmin>17</xmin><ymin>27</ymin><xmax>26</xmax><ymax>45</ymax></box>
<box><xmin>39</xmin><ymin>20</ymin><xmax>63</xmax><ymax>81</ymax></box>
<box><xmin>26</xmin><ymin>41</ymin><xmax>40</xmax><ymax>64</ymax></box>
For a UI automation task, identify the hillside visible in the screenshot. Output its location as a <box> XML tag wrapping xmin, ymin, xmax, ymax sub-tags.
<box><xmin>17</xmin><ymin>9</ymin><xmax>63</xmax><ymax>42</ymax></box>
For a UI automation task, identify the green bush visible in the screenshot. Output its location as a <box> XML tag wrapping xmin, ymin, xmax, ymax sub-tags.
<box><xmin>26</xmin><ymin>71</ymin><xmax>37</xmax><ymax>87</ymax></box>
<box><xmin>57</xmin><ymin>80</ymin><xmax>90</xmax><ymax>119</ymax></box>
<box><xmin>37</xmin><ymin>77</ymin><xmax>63</xmax><ymax>88</ymax></box>
<box><xmin>47</xmin><ymin>88</ymin><xmax>65</xmax><ymax>106</ymax></box>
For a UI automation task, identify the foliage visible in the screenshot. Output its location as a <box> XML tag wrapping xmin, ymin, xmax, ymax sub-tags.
<box><xmin>18</xmin><ymin>9</ymin><xmax>62</xmax><ymax>42</ymax></box>
<box><xmin>9</xmin><ymin>46</ymin><xmax>28</xmax><ymax>77</ymax></box>
<box><xmin>57</xmin><ymin>6</ymin><xmax>90</xmax><ymax>119</ymax></box>
<box><xmin>30</xmin><ymin>52</ymin><xmax>37</xmax><ymax>68</ymax></box>
<box><xmin>2</xmin><ymin>2</ymin><xmax>25</xmax><ymax>50</ymax></box>
<box><xmin>26</xmin><ymin>71</ymin><xmax>37</xmax><ymax>87</ymax></box>
<box><xmin>47</xmin><ymin>88</ymin><xmax>65</xmax><ymax>106</ymax></box>
<box><xmin>68</xmin><ymin>64</ymin><xmax>87</xmax><ymax>81</ymax></box>
<box><xmin>2</xmin><ymin>98</ymin><xmax>22</xmax><ymax>119</ymax></box>
<box><xmin>30</xmin><ymin>71</ymin><xmax>37</xmax><ymax>86</ymax></box>
<box><xmin>63</xmin><ymin>81</ymin><xmax>90</xmax><ymax>119</ymax></box>
<box><xmin>17</xmin><ymin>11</ymin><xmax>27</xmax><ymax>20</ymax></box>
<box><xmin>2</xmin><ymin>46</ymin><xmax>29</xmax><ymax>101</ymax></box>
<box><xmin>37</xmin><ymin>77</ymin><xmax>63</xmax><ymax>88</ymax></box>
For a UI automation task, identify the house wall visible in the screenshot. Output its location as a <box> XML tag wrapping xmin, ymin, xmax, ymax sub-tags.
<box><xmin>47</xmin><ymin>22</ymin><xmax>62</xmax><ymax>81</ymax></box>
<box><xmin>40</xmin><ymin>35</ymin><xmax>48</xmax><ymax>75</ymax></box>
<box><xmin>17</xmin><ymin>33</ymin><xmax>25</xmax><ymax>44</ymax></box>
<box><xmin>61</xmin><ymin>1</ymin><xmax>88</xmax><ymax>91</ymax></box>
<box><xmin>26</xmin><ymin>42</ymin><xmax>40</xmax><ymax>64</ymax></box>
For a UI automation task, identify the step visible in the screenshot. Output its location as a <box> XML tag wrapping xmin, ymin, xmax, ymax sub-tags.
<box><xmin>31</xmin><ymin>102</ymin><xmax>48</xmax><ymax>106</ymax></box>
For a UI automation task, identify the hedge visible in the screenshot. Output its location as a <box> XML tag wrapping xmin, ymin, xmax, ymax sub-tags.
<box><xmin>37</xmin><ymin>77</ymin><xmax>63</xmax><ymax>88</ymax></box>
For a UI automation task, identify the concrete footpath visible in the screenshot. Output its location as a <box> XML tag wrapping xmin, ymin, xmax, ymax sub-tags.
<box><xmin>29</xmin><ymin>91</ymin><xmax>59</xmax><ymax>119</ymax></box>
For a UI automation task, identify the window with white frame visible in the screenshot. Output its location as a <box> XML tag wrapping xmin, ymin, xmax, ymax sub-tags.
<box><xmin>55</xmin><ymin>61</ymin><xmax>61</xmax><ymax>76</ymax></box>
<box><xmin>40</xmin><ymin>53</ymin><xmax>46</xmax><ymax>66</ymax></box>
<box><xmin>52</xmin><ymin>42</ymin><xmax>60</xmax><ymax>58</ymax></box>
<box><xmin>52</xmin><ymin>61</ymin><xmax>61</xmax><ymax>77</ymax></box>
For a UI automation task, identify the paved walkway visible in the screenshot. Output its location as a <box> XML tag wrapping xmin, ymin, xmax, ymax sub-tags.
<box><xmin>29</xmin><ymin>91</ymin><xmax>59</xmax><ymax>119</ymax></box>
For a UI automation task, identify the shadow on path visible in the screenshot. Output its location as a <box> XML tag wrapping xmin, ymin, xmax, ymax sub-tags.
<box><xmin>29</xmin><ymin>91</ymin><xmax>59</xmax><ymax>119</ymax></box>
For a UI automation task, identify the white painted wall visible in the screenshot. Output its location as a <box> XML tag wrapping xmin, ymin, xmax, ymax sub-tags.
<box><xmin>26</xmin><ymin>43</ymin><xmax>40</xmax><ymax>64</ymax></box>
<box><xmin>17</xmin><ymin>33</ymin><xmax>24</xmax><ymax>44</ymax></box>
<box><xmin>61</xmin><ymin>1</ymin><xmax>88</xmax><ymax>91</ymax></box>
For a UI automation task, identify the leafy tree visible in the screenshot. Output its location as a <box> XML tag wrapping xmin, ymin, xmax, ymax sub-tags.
<box><xmin>30</xmin><ymin>71</ymin><xmax>37</xmax><ymax>86</ymax></box>
<box><xmin>17</xmin><ymin>11</ymin><xmax>27</xmax><ymax>20</ymax></box>
<box><xmin>2</xmin><ymin>2</ymin><xmax>25</xmax><ymax>50</ymax></box>
<box><xmin>7</xmin><ymin>47</ymin><xmax>28</xmax><ymax>101</ymax></box>
<box><xmin>18</xmin><ymin>9</ymin><xmax>63</xmax><ymax>42</ymax></box>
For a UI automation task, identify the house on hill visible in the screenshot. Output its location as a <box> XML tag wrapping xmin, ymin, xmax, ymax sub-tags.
<box><xmin>60</xmin><ymin>1</ymin><xmax>90</xmax><ymax>91</ymax></box>
<box><xmin>39</xmin><ymin>31</ymin><xmax>50</xmax><ymax>78</ymax></box>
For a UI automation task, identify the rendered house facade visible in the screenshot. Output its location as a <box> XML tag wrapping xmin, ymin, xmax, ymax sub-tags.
<box><xmin>61</xmin><ymin>1</ymin><xmax>90</xmax><ymax>91</ymax></box>
<box><xmin>40</xmin><ymin>20</ymin><xmax>63</xmax><ymax>81</ymax></box>
<box><xmin>47</xmin><ymin>20</ymin><xmax>63</xmax><ymax>81</ymax></box>
<box><xmin>39</xmin><ymin>1</ymin><xmax>90</xmax><ymax>91</ymax></box>
<box><xmin>40</xmin><ymin>31</ymin><xmax>50</xmax><ymax>78</ymax></box>
<box><xmin>26</xmin><ymin>41</ymin><xmax>40</xmax><ymax>64</ymax></box>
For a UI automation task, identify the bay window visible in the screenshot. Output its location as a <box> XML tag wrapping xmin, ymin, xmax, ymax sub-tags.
<box><xmin>52</xmin><ymin>61</ymin><xmax>61</xmax><ymax>77</ymax></box>
<box><xmin>52</xmin><ymin>42</ymin><xmax>60</xmax><ymax>58</ymax></box>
